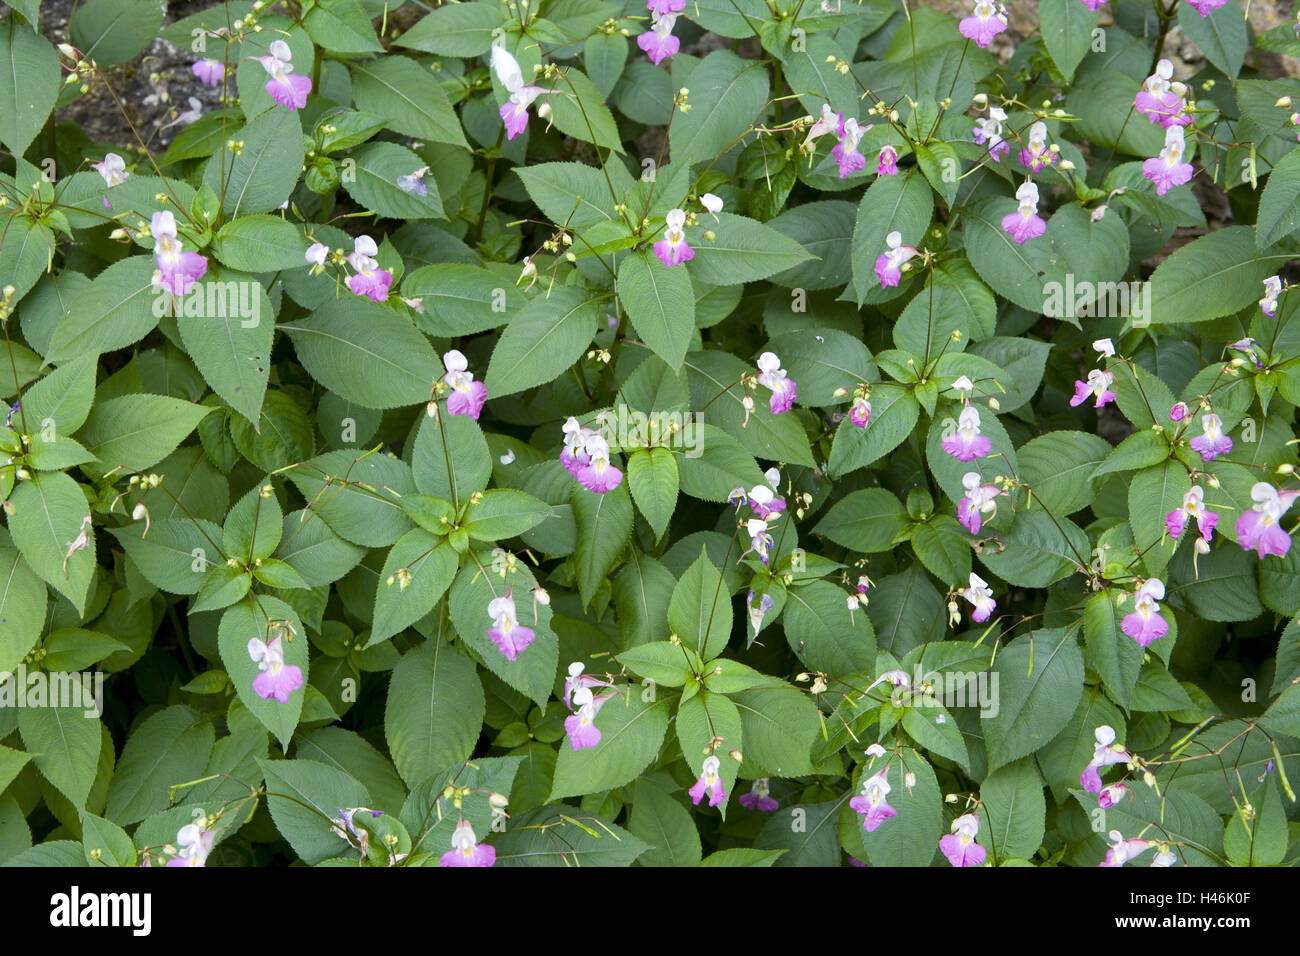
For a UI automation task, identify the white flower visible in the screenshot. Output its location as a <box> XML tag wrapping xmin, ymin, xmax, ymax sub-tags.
<box><xmin>700</xmin><ymin>193</ymin><xmax>723</xmax><ymax>214</ymax></box>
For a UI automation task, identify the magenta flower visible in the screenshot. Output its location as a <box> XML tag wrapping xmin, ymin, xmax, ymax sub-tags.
<box><xmin>1259</xmin><ymin>276</ymin><xmax>1282</xmax><ymax>317</ymax></box>
<box><xmin>961</xmin><ymin>572</ymin><xmax>996</xmax><ymax>623</ymax></box>
<box><xmin>1229</xmin><ymin>337</ymin><xmax>1265</xmax><ymax>370</ymax></box>
<box><xmin>1075</xmin><ymin>0</ymin><xmax>1108</xmax><ymax>10</ymax></box>
<box><xmin>1098</xmin><ymin>783</ymin><xmax>1130</xmax><ymax>809</ymax></box>
<box><xmin>1001</xmin><ymin>181</ymin><xmax>1047</xmax><ymax>244</ymax></box>
<box><xmin>756</xmin><ymin>351</ymin><xmax>797</xmax><ymax>414</ymax></box>
<box><xmin>958</xmin><ymin>472</ymin><xmax>1003</xmax><ymax>535</ymax></box>
<box><xmin>849</xmin><ymin>769</ymin><xmax>898</xmax><ymax>831</ymax></box>
<box><xmin>92</xmin><ymin>152</ymin><xmax>128</xmax><ymax>187</ymax></box>
<box><xmin>745</xmin><ymin>482</ymin><xmax>786</xmax><ymax>519</ymax></box>
<box><xmin>487</xmin><ymin>592</ymin><xmax>536</xmax><ymax>661</ymax></box>
<box><xmin>972</xmin><ymin>106</ymin><xmax>1009</xmax><ymax>161</ymax></box>
<box><xmin>939</xmin><ymin>813</ymin><xmax>986</xmax><ymax>867</ymax></box>
<box><xmin>874</xmin><ymin>230</ymin><xmax>918</xmax><ymax>288</ymax></box>
<box><xmin>191</xmin><ymin>58</ymin><xmax>226</xmax><ymax>87</ymax></box>
<box><xmin>850</xmin><ymin>396</ymin><xmax>871</xmax><ymax>427</ymax></box>
<box><xmin>647</xmin><ymin>0</ymin><xmax>686</xmax><ymax>12</ymax></box>
<box><xmin>689</xmin><ymin>755</ymin><xmax>727</xmax><ymax>807</ymax></box>
<box><xmin>247</xmin><ymin>635</ymin><xmax>303</xmax><ymax>703</ymax></box>
<box><xmin>1070</xmin><ymin>368</ymin><xmax>1116</xmax><ymax>409</ymax></box>
<box><xmin>1188</xmin><ymin>412</ymin><xmax>1232</xmax><ymax>462</ymax></box>
<box><xmin>491</xmin><ymin>45</ymin><xmax>546</xmax><ymax>140</ymax></box>
<box><xmin>958</xmin><ymin>0</ymin><xmax>1008</xmax><ymax>48</ymax></box>
<box><xmin>653</xmin><ymin>208</ymin><xmax>693</xmax><ymax>267</ymax></box>
<box><xmin>441</xmin><ymin>819</ymin><xmax>495</xmax><ymax>867</ymax></box>
<box><xmin>1080</xmin><ymin>725</ymin><xmax>1133</xmax><ymax>793</ymax></box>
<box><xmin>877</xmin><ymin>144</ymin><xmax>898</xmax><ymax>176</ymax></box>
<box><xmin>1169</xmin><ymin>401</ymin><xmax>1188</xmax><ymax>422</ymax></box>
<box><xmin>166</xmin><ymin>820</ymin><xmax>216</xmax><ymax>867</ymax></box>
<box><xmin>564</xmin><ymin>686</ymin><xmax>613</xmax><ymax>750</ymax></box>
<box><xmin>1166</xmin><ymin>486</ymin><xmax>1217</xmax><ymax>542</ymax></box>
<box><xmin>442</xmin><ymin>349</ymin><xmax>487</xmax><ymax>420</ymax></box>
<box><xmin>831</xmin><ymin>117</ymin><xmax>868</xmax><ymax>178</ymax></box>
<box><xmin>1185</xmin><ymin>0</ymin><xmax>1227</xmax><ymax>16</ymax></box>
<box><xmin>345</xmin><ymin>235</ymin><xmax>393</xmax><ymax>303</ymax></box>
<box><xmin>151</xmin><ymin>210</ymin><xmax>208</xmax><ymax>296</ymax></box>
<box><xmin>943</xmin><ymin>405</ymin><xmax>992</xmax><ymax>462</ymax></box>
<box><xmin>1142</xmin><ymin>125</ymin><xmax>1194</xmax><ymax>196</ymax></box>
<box><xmin>1134</xmin><ymin>59</ymin><xmax>1190</xmax><ymax>128</ymax></box>
<box><xmin>257</xmin><ymin>40</ymin><xmax>311</xmax><ymax>111</ymax></box>
<box><xmin>1018</xmin><ymin>122</ymin><xmax>1057</xmax><ymax>172</ymax></box>
<box><xmin>1236</xmin><ymin>482</ymin><xmax>1299</xmax><ymax>559</ymax></box>
<box><xmin>576</xmin><ymin>434</ymin><xmax>623</xmax><ymax>493</ymax></box>
<box><xmin>637</xmin><ymin>12</ymin><xmax>680</xmax><ymax>66</ymax></box>
<box><xmin>739</xmin><ymin>778</ymin><xmax>780</xmax><ymax>811</ymax></box>
<box><xmin>803</xmin><ymin>104</ymin><xmax>846</xmax><ymax>151</ymax></box>
<box><xmin>1100</xmin><ymin>830</ymin><xmax>1153</xmax><ymax>867</ymax></box>
<box><xmin>1120</xmin><ymin>578</ymin><xmax>1168</xmax><ymax>648</ymax></box>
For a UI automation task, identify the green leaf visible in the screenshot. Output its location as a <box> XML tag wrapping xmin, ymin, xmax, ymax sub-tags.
<box><xmin>117</xmin><ymin>515</ymin><xmax>220</xmax><ymax>596</ymax></box>
<box><xmin>351</xmin><ymin>56</ymin><xmax>467</xmax><ymax>147</ymax></box>
<box><xmin>734</xmin><ymin>685</ymin><xmax>819</xmax><ymax>777</ymax></box>
<box><xmin>689</xmin><ymin>213</ymin><xmax>816</xmax><ymax>286</ymax></box>
<box><xmin>676</xmin><ymin>690</ymin><xmax>742</xmax><ymax>813</ymax></box>
<box><xmin>212</xmin><ymin>216</ymin><xmax>308</xmax><ymax>272</ymax></box>
<box><xmin>400</xmin><ymin>264</ymin><xmax>521</xmax><ymax>337</ymax></box>
<box><xmin>344</xmin><ymin>141</ymin><xmax>445</xmax><ymax>220</ymax></box>
<box><xmin>1150</xmin><ymin>227</ymin><xmax>1291</xmax><ymax>326</ymax></box>
<box><xmin>79</xmin><ymin>811</ymin><xmax>137</xmax><ymax>867</ymax></box>
<box><xmin>669</xmin><ymin>548</ymin><xmax>733</xmax><ymax>661</ymax></box>
<box><xmin>617</xmin><ymin>642</ymin><xmax>696</xmax><ymax>686</ymax></box>
<box><xmin>69</xmin><ymin>0</ymin><xmax>163</xmax><ymax>66</ymax></box>
<box><xmin>174</xmin><ymin>272</ymin><xmax>274</xmax><ymax>425</ymax></box>
<box><xmin>542</xmin><ymin>67</ymin><xmax>624</xmax><ymax>154</ymax></box>
<box><xmin>218</xmin><ymin>597</ymin><xmax>309</xmax><ymax>749</ymax></box>
<box><xmin>384</xmin><ymin>637</ymin><xmax>484</xmax><ymax>789</ymax></box>
<box><xmin>978</xmin><ymin>511</ymin><xmax>1089</xmax><ymax>588</ymax></box>
<box><xmin>514</xmin><ymin>161</ymin><xmax>627</xmax><ymax>229</ymax></box>
<box><xmin>827</xmin><ymin>385</ymin><xmax>919</xmax><ymax>476</ymax></box>
<box><xmin>485</xmin><ymin>286</ymin><xmax>604</xmax><ymax>398</ymax></box>
<box><xmin>627</xmin><ymin>447</ymin><xmax>678</xmax><ymax>539</ymax></box>
<box><xmin>257</xmin><ymin>758</ymin><xmax>371</xmax><ymax>864</ymax></box>
<box><xmin>283</xmin><ymin>298</ymin><xmax>440</xmax><ymax>409</ymax></box>
<box><xmin>372</xmin><ymin>533</ymin><xmax>458</xmax><ymax>644</ymax></box>
<box><xmin>669</xmin><ymin>50</ymin><xmax>769</xmax><ymax>166</ymax></box>
<box><xmin>814</xmin><ymin>487</ymin><xmax>908</xmax><ymax>553</ymax></box>
<box><xmin>766</xmin><ymin>328</ymin><xmax>875</xmax><ymax>406</ymax></box>
<box><xmin>850</xmin><ymin>170</ymin><xmax>933</xmax><ymax>303</ymax></box>
<box><xmin>619</xmin><ymin>251</ymin><xmax>695</xmax><ymax>369</ymax></box>
<box><xmin>8</xmin><ymin>471</ymin><xmax>94</xmax><ymax>612</ymax></box>
<box><xmin>676</xmin><ymin>424</ymin><xmax>766</xmax><ymax>503</ymax></box>
<box><xmin>629</xmin><ymin>779</ymin><xmax>703</xmax><ymax>866</ymax></box>
<box><xmin>302</xmin><ymin>0</ymin><xmax>382</xmax><ymax>55</ymax></box>
<box><xmin>286</xmin><ymin>451</ymin><xmax>416</xmax><ymax>548</ymax></box>
<box><xmin>783</xmin><ymin>580</ymin><xmax>876</xmax><ymax>676</ymax></box>
<box><xmin>1039</xmin><ymin>0</ymin><xmax>1096</xmax><ymax>81</ymax></box>
<box><xmin>205</xmin><ymin>107</ymin><xmax>305</xmax><ymax>218</ymax></box>
<box><xmin>18</xmin><ymin>706</ymin><xmax>102</xmax><ymax>809</ymax></box>
<box><xmin>0</xmin><ymin>19</ymin><xmax>59</xmax><ymax>158</ymax></box>
<box><xmin>1083</xmin><ymin>591</ymin><xmax>1144</xmax><ymax>710</ymax></box>
<box><xmin>104</xmin><ymin>706</ymin><xmax>214</xmax><ymax>826</ymax></box>
<box><xmin>0</xmin><ymin>536</ymin><xmax>47</xmax><ymax>672</ymax></box>
<box><xmin>396</xmin><ymin>3</ymin><xmax>506</xmax><ymax>56</ymax></box>
<box><xmin>683</xmin><ymin>351</ymin><xmax>815</xmax><ymax>466</ymax></box>
<box><xmin>493</xmin><ymin>805</ymin><xmax>648</xmax><ymax>866</ymax></box>
<box><xmin>572</xmin><ymin>479</ymin><xmax>633</xmax><ymax>605</ymax></box>
<box><xmin>549</xmin><ymin>693</ymin><xmax>671</xmax><ymax>800</ymax></box>
<box><xmin>912</xmin><ymin>516</ymin><xmax>973</xmax><ymax>584</ymax></box>
<box><xmin>982</xmin><ymin>630</ymin><xmax>1084</xmax><ymax>773</ymax></box>
<box><xmin>1178</xmin><ymin>0</ymin><xmax>1246</xmax><ymax>79</ymax></box>
<box><xmin>46</xmin><ymin>256</ymin><xmax>157</xmax><ymax>363</ymax></box>
<box><xmin>411</xmin><ymin>413</ymin><xmax>491</xmax><ymax>508</ymax></box>
<box><xmin>1129</xmin><ymin>460</ymin><xmax>1190</xmax><ymax>576</ymax></box>
<box><xmin>79</xmin><ymin>395</ymin><xmax>212</xmax><ymax>472</ymax></box>
<box><xmin>464</xmin><ymin>489</ymin><xmax>552</xmax><ymax>541</ymax></box>
<box><xmin>978</xmin><ymin>759</ymin><xmax>1046</xmax><ymax>862</ymax></box>
<box><xmin>1019</xmin><ymin>431</ymin><xmax>1112</xmax><ymax>514</ymax></box>
<box><xmin>1256</xmin><ymin>149</ymin><xmax>1300</xmax><ymax>250</ymax></box>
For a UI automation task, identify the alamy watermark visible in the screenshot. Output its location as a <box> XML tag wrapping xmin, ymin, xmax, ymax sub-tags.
<box><xmin>0</xmin><ymin>665</ymin><xmax>105</xmax><ymax>718</ymax></box>
<box><xmin>889</xmin><ymin>666</ymin><xmax>1000</xmax><ymax>719</ymax></box>
<box><xmin>1043</xmin><ymin>275</ymin><xmax>1152</xmax><ymax>328</ymax></box>
<box><xmin>594</xmin><ymin>403</ymin><xmax>704</xmax><ymax>458</ymax></box>
<box><xmin>152</xmin><ymin>279</ymin><xmax>261</xmax><ymax>327</ymax></box>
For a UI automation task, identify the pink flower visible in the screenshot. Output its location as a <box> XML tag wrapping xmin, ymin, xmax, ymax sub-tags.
<box><xmin>756</xmin><ymin>351</ymin><xmax>797</xmax><ymax>414</ymax></box>
<box><xmin>1166</xmin><ymin>486</ymin><xmax>1217</xmax><ymax>541</ymax></box>
<box><xmin>647</xmin><ymin>0</ymin><xmax>686</xmax><ymax>12</ymax></box>
<box><xmin>961</xmin><ymin>572</ymin><xmax>996</xmax><ymax>623</ymax></box>
<box><xmin>745</xmin><ymin>482</ymin><xmax>786</xmax><ymax>519</ymax></box>
<box><xmin>958</xmin><ymin>472</ymin><xmax>1002</xmax><ymax>535</ymax></box>
<box><xmin>1121</xmin><ymin>579</ymin><xmax>1168</xmax><ymax>648</ymax></box>
<box><xmin>564</xmin><ymin>686</ymin><xmax>613</xmax><ymax>750</ymax></box>
<box><xmin>876</xmin><ymin>144</ymin><xmax>898</xmax><ymax>176</ymax></box>
<box><xmin>803</xmin><ymin>104</ymin><xmax>846</xmax><ymax>151</ymax></box>
<box><xmin>1098</xmin><ymin>783</ymin><xmax>1130</xmax><ymax>809</ymax></box>
<box><xmin>939</xmin><ymin>814</ymin><xmax>986</xmax><ymax>867</ymax></box>
<box><xmin>257</xmin><ymin>40</ymin><xmax>311</xmax><ymax>111</ymax></box>
<box><xmin>247</xmin><ymin>635</ymin><xmax>303</xmax><ymax>703</ymax></box>
<box><xmin>1075</xmin><ymin>0</ymin><xmax>1108</xmax><ymax>9</ymax></box>
<box><xmin>491</xmin><ymin>45</ymin><xmax>545</xmax><ymax>140</ymax></box>
<box><xmin>1018</xmin><ymin>122</ymin><xmax>1056</xmax><ymax>172</ymax></box>
<box><xmin>345</xmin><ymin>235</ymin><xmax>393</xmax><ymax>303</ymax></box>
<box><xmin>958</xmin><ymin>0</ymin><xmax>1008</xmax><ymax>48</ymax></box>
<box><xmin>1070</xmin><ymin>368</ymin><xmax>1116</xmax><ymax>409</ymax></box>
<box><xmin>487</xmin><ymin>592</ymin><xmax>536</xmax><ymax>661</ymax></box>
<box><xmin>1185</xmin><ymin>0</ymin><xmax>1227</xmax><ymax>16</ymax></box>
<box><xmin>943</xmin><ymin>405</ymin><xmax>992</xmax><ymax>462</ymax></box>
<box><xmin>1188</xmin><ymin>412</ymin><xmax>1232</xmax><ymax>462</ymax></box>
<box><xmin>440</xmin><ymin>819</ymin><xmax>495</xmax><ymax>867</ymax></box>
<box><xmin>831</xmin><ymin>117</ymin><xmax>868</xmax><ymax>178</ymax></box>
<box><xmin>637</xmin><ymin>13</ymin><xmax>680</xmax><ymax>66</ymax></box>
<box><xmin>1001</xmin><ymin>181</ymin><xmax>1046</xmax><ymax>244</ymax></box>
<box><xmin>577</xmin><ymin>435</ymin><xmax>623</xmax><ymax>493</ymax></box>
<box><xmin>1080</xmin><ymin>725</ymin><xmax>1133</xmax><ymax>793</ymax></box>
<box><xmin>653</xmin><ymin>208</ymin><xmax>693</xmax><ymax>267</ymax></box>
<box><xmin>874</xmin><ymin>230</ymin><xmax>918</xmax><ymax>288</ymax></box>
<box><xmin>972</xmin><ymin>106</ymin><xmax>1009</xmax><ymax>161</ymax></box>
<box><xmin>1236</xmin><ymin>482</ymin><xmax>1299</xmax><ymax>559</ymax></box>
<box><xmin>92</xmin><ymin>152</ymin><xmax>128</xmax><ymax>187</ymax></box>
<box><xmin>442</xmin><ymin>349</ymin><xmax>487</xmax><ymax>420</ymax></box>
<box><xmin>1100</xmin><ymin>830</ymin><xmax>1153</xmax><ymax>867</ymax></box>
<box><xmin>739</xmin><ymin>778</ymin><xmax>779</xmax><ymax>811</ymax></box>
<box><xmin>1134</xmin><ymin>59</ymin><xmax>1190</xmax><ymax>128</ymax></box>
<box><xmin>1142</xmin><ymin>125</ymin><xmax>1194</xmax><ymax>196</ymax></box>
<box><xmin>689</xmin><ymin>755</ymin><xmax>726</xmax><ymax>807</ymax></box>
<box><xmin>166</xmin><ymin>820</ymin><xmax>216</xmax><ymax>867</ymax></box>
<box><xmin>850</xmin><ymin>396</ymin><xmax>871</xmax><ymax>428</ymax></box>
<box><xmin>1260</xmin><ymin>276</ymin><xmax>1282</xmax><ymax>317</ymax></box>
<box><xmin>151</xmin><ymin>210</ymin><xmax>208</xmax><ymax>296</ymax></box>
<box><xmin>192</xmin><ymin>58</ymin><xmax>226</xmax><ymax>87</ymax></box>
<box><xmin>563</xmin><ymin>661</ymin><xmax>612</xmax><ymax>709</ymax></box>
<box><xmin>849</xmin><ymin>769</ymin><xmax>897</xmax><ymax>831</ymax></box>
<box><xmin>1169</xmin><ymin>401</ymin><xmax>1188</xmax><ymax>422</ymax></box>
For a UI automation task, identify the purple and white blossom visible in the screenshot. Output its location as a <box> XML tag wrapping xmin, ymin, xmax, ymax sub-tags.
<box><xmin>257</xmin><ymin>40</ymin><xmax>311</xmax><ymax>111</ymax></box>
<box><xmin>939</xmin><ymin>813</ymin><xmax>986</xmax><ymax>867</ymax></box>
<box><xmin>1018</xmin><ymin>121</ymin><xmax>1056</xmax><ymax>172</ymax></box>
<box><xmin>1080</xmin><ymin>724</ymin><xmax>1133</xmax><ymax>793</ymax></box>
<box><xmin>637</xmin><ymin>12</ymin><xmax>680</xmax><ymax>66</ymax></box>
<box><xmin>961</xmin><ymin>572</ymin><xmax>996</xmax><ymax>623</ymax></box>
<box><xmin>943</xmin><ymin>405</ymin><xmax>993</xmax><ymax>462</ymax></box>
<box><xmin>491</xmin><ymin>45</ymin><xmax>546</xmax><ymax>140</ymax></box>
<box><xmin>1259</xmin><ymin>276</ymin><xmax>1282</xmax><ymax>317</ymax></box>
<box><xmin>972</xmin><ymin>105</ymin><xmax>1009</xmax><ymax>161</ymax></box>
<box><xmin>739</xmin><ymin>777</ymin><xmax>779</xmax><ymax>811</ymax></box>
<box><xmin>166</xmin><ymin>819</ymin><xmax>216</xmax><ymax>867</ymax></box>
<box><xmin>1166</xmin><ymin>486</ymin><xmax>1218</xmax><ymax>543</ymax></box>
<box><xmin>1142</xmin><ymin>125</ymin><xmax>1194</xmax><ymax>196</ymax></box>
<box><xmin>1121</xmin><ymin>578</ymin><xmax>1169</xmax><ymax>648</ymax></box>
<box><xmin>441</xmin><ymin>818</ymin><xmax>495</xmax><ymax>867</ymax></box>
<box><xmin>1236</xmin><ymin>482</ymin><xmax>1299</xmax><ymax>559</ymax></box>
<box><xmin>653</xmin><ymin>208</ymin><xmax>694</xmax><ymax>268</ymax></box>
<box><xmin>150</xmin><ymin>210</ymin><xmax>208</xmax><ymax>296</ymax></box>
<box><xmin>191</xmin><ymin>58</ymin><xmax>226</xmax><ymax>87</ymax></box>
<box><xmin>832</xmin><ymin>117</ymin><xmax>868</xmax><ymax>178</ymax></box>
<box><xmin>874</xmin><ymin>230</ymin><xmax>918</xmax><ymax>288</ymax></box>
<box><xmin>1188</xmin><ymin>412</ymin><xmax>1232</xmax><ymax>462</ymax></box>
<box><xmin>247</xmin><ymin>635</ymin><xmax>303</xmax><ymax>704</ymax></box>
<box><xmin>1001</xmin><ymin>181</ymin><xmax>1047</xmax><ymax>244</ymax></box>
<box><xmin>958</xmin><ymin>0</ymin><xmax>1008</xmax><ymax>49</ymax></box>
<box><xmin>849</xmin><ymin>769</ymin><xmax>897</xmax><ymax>831</ymax></box>
<box><xmin>756</xmin><ymin>351</ymin><xmax>798</xmax><ymax>414</ymax></box>
<box><xmin>689</xmin><ymin>755</ymin><xmax>726</xmax><ymax>807</ymax></box>
<box><xmin>487</xmin><ymin>591</ymin><xmax>536</xmax><ymax>661</ymax></box>
<box><xmin>958</xmin><ymin>472</ymin><xmax>1003</xmax><ymax>535</ymax></box>
<box><xmin>442</xmin><ymin>349</ymin><xmax>487</xmax><ymax>420</ymax></box>
<box><xmin>345</xmin><ymin>234</ymin><xmax>393</xmax><ymax>303</ymax></box>
<box><xmin>1135</xmin><ymin>59</ymin><xmax>1190</xmax><ymax>128</ymax></box>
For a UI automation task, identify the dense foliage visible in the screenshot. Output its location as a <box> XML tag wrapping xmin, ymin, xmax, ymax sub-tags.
<box><xmin>2</xmin><ymin>0</ymin><xmax>1300</xmax><ymax>868</ymax></box>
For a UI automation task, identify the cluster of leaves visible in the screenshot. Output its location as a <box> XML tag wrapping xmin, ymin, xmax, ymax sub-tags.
<box><xmin>1</xmin><ymin>0</ymin><xmax>1299</xmax><ymax>868</ymax></box>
